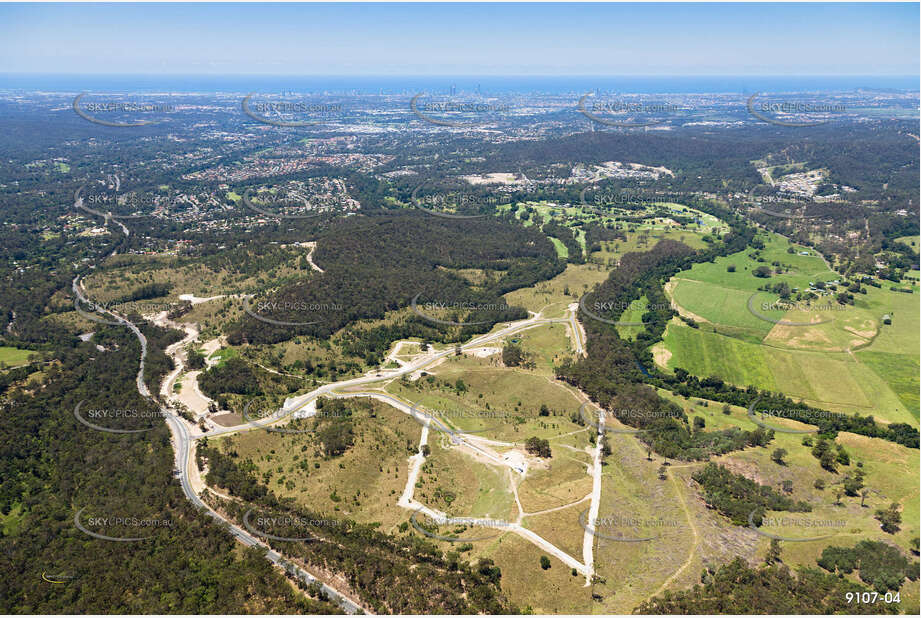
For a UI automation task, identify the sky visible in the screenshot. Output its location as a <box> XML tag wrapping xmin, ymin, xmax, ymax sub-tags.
<box><xmin>1</xmin><ymin>2</ymin><xmax>918</xmax><ymax>76</ymax></box>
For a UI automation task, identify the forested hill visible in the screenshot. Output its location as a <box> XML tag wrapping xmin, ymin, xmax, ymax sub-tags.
<box><xmin>228</xmin><ymin>211</ymin><xmax>563</xmax><ymax>345</ymax></box>
<box><xmin>0</xmin><ymin>321</ymin><xmax>338</xmax><ymax>613</ymax></box>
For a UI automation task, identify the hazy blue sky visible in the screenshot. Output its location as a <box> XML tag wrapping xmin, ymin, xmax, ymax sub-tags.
<box><xmin>2</xmin><ymin>2</ymin><xmax>918</xmax><ymax>76</ymax></box>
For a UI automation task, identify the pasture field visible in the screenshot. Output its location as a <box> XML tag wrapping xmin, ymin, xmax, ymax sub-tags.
<box><xmin>480</xmin><ymin>533</ymin><xmax>592</xmax><ymax>614</ymax></box>
<box><xmin>385</xmin><ymin>356</ymin><xmax>586</xmax><ymax>443</ymax></box>
<box><xmin>418</xmin><ymin>439</ymin><xmax>517</xmax><ymax>521</ymax></box>
<box><xmin>514</xmin><ymin>322</ymin><xmax>575</xmax><ymax>375</ymax></box>
<box><xmin>659</xmin><ymin>320</ymin><xmax>915</xmax><ymax>424</ymax></box>
<box><xmin>659</xmin><ymin>229</ymin><xmax>919</xmax><ymax>424</ymax></box>
<box><xmin>614</xmin><ymin>294</ymin><xmax>652</xmax><ymax>340</ymax></box>
<box><xmin>504</xmin><ymin>262</ymin><xmax>609</xmax><ymax>318</ymax></box>
<box><xmin>212</xmin><ymin>397</ymin><xmax>421</xmax><ymax>533</ymax></box>
<box><xmin>591</xmin><ymin>428</ymin><xmax>760</xmax><ymax>613</ymax></box>
<box><xmin>520</xmin><ymin>507</ymin><xmax>584</xmax><ymax>567</ymax></box>
<box><xmin>517</xmin><ymin>453</ymin><xmax>592</xmax><ymax>513</ymax></box>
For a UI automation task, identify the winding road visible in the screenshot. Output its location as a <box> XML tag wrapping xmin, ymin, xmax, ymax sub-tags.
<box><xmin>72</xmin><ymin>276</ymin><xmax>365</xmax><ymax>614</ymax></box>
<box><xmin>72</xmin><ymin>205</ymin><xmax>600</xmax><ymax>605</ymax></box>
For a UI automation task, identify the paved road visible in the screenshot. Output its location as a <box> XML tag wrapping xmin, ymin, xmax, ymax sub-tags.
<box><xmin>73</xmin><ymin>276</ymin><xmax>365</xmax><ymax>614</ymax></box>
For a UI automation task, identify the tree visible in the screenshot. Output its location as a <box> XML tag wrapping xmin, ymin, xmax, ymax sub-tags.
<box><xmin>524</xmin><ymin>436</ymin><xmax>551</xmax><ymax>458</ymax></box>
<box><xmin>875</xmin><ymin>503</ymin><xmax>901</xmax><ymax>534</ymax></box>
<box><xmin>658</xmin><ymin>465</ymin><xmax>667</xmax><ymax>480</ymax></box>
<box><xmin>843</xmin><ymin>474</ymin><xmax>864</xmax><ymax>497</ymax></box>
<box><xmin>501</xmin><ymin>342</ymin><xmax>526</xmax><ymax>367</ymax></box>
<box><xmin>693</xmin><ymin>416</ymin><xmax>706</xmax><ymax>430</ymax></box>
<box><xmin>600</xmin><ymin>434</ymin><xmax>612</xmax><ymax>457</ymax></box>
<box><xmin>771</xmin><ymin>448</ymin><xmax>787</xmax><ymax>465</ymax></box>
<box><xmin>817</xmin><ymin>446</ymin><xmax>838</xmax><ymax>473</ymax></box>
<box><xmin>421</xmin><ymin>444</ymin><xmax>431</xmax><ymax>457</ymax></box>
<box><xmin>187</xmin><ymin>347</ymin><xmax>206</xmax><ymax>369</ymax></box>
<box><xmin>753</xmin><ymin>265</ymin><xmax>772</xmax><ymax>278</ymax></box>
<box><xmin>860</xmin><ymin>488</ymin><xmax>870</xmax><ymax>508</ymax></box>
<box><xmin>540</xmin><ymin>556</ymin><xmax>551</xmax><ymax>570</ymax></box>
<box><xmin>836</xmin><ymin>444</ymin><xmax>850</xmax><ymax>466</ymax></box>
<box><xmin>539</xmin><ymin>404</ymin><xmax>550</xmax><ymax>417</ymax></box>
<box><xmin>727</xmin><ymin>264</ymin><xmax>736</xmax><ymax>273</ymax></box>
<box><xmin>814</xmin><ymin>478</ymin><xmax>826</xmax><ymax>490</ymax></box>
<box><xmin>765</xmin><ymin>538</ymin><xmax>782</xmax><ymax>564</ymax></box>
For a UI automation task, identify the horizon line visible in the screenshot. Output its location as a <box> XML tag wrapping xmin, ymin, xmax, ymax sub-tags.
<box><xmin>3</xmin><ymin>71</ymin><xmax>919</xmax><ymax>78</ymax></box>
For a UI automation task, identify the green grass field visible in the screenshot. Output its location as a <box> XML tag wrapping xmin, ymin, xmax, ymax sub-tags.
<box><xmin>419</xmin><ymin>438</ymin><xmax>517</xmax><ymax>521</ymax></box>
<box><xmin>548</xmin><ymin>237</ymin><xmax>569</xmax><ymax>259</ymax></box>
<box><xmin>0</xmin><ymin>346</ymin><xmax>37</xmax><ymax>367</ymax></box>
<box><xmin>659</xmin><ymin>230</ymin><xmax>919</xmax><ymax>424</ymax></box>
<box><xmin>896</xmin><ymin>236</ymin><xmax>919</xmax><ymax>255</ymax></box>
<box><xmin>660</xmin><ymin>320</ymin><xmax>915</xmax><ymax>424</ymax></box>
<box><xmin>514</xmin><ymin>322</ymin><xmax>576</xmax><ymax>375</ymax></box>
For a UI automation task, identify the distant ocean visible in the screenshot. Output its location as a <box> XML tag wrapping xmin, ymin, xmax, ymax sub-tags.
<box><xmin>1</xmin><ymin>74</ymin><xmax>918</xmax><ymax>95</ymax></box>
